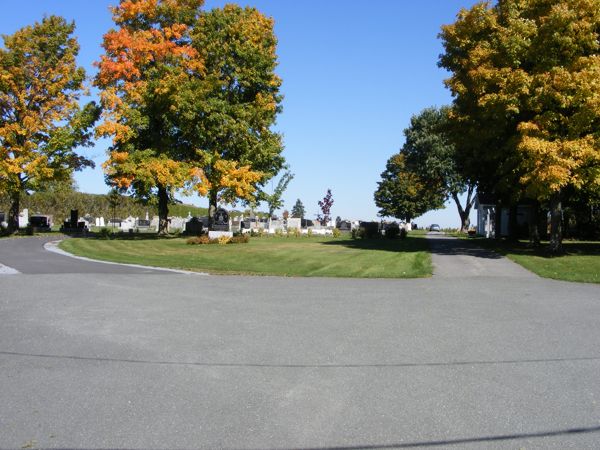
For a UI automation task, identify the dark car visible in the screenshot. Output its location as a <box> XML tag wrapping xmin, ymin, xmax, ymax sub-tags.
<box><xmin>429</xmin><ymin>224</ymin><xmax>441</xmax><ymax>232</ymax></box>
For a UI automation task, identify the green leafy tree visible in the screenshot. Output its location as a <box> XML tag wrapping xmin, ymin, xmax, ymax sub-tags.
<box><xmin>440</xmin><ymin>0</ymin><xmax>600</xmax><ymax>252</ymax></box>
<box><xmin>183</xmin><ymin>4</ymin><xmax>285</xmax><ymax>226</ymax></box>
<box><xmin>262</xmin><ymin>171</ymin><xmax>294</xmax><ymax>218</ymax></box>
<box><xmin>0</xmin><ymin>16</ymin><xmax>99</xmax><ymax>232</ymax></box>
<box><xmin>291</xmin><ymin>199</ymin><xmax>305</xmax><ymax>219</ymax></box>
<box><xmin>375</xmin><ymin>108</ymin><xmax>474</xmax><ymax>229</ymax></box>
<box><xmin>374</xmin><ymin>153</ymin><xmax>441</xmax><ymax>223</ymax></box>
<box><xmin>404</xmin><ymin>107</ymin><xmax>476</xmax><ymax>232</ymax></box>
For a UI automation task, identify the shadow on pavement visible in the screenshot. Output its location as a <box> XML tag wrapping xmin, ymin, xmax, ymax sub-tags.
<box><xmin>426</xmin><ymin>236</ymin><xmax>503</xmax><ymax>260</ymax></box>
<box><xmin>272</xmin><ymin>424</ymin><xmax>600</xmax><ymax>449</ymax></box>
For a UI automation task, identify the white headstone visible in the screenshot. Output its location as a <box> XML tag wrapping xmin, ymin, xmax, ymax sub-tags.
<box><xmin>287</xmin><ymin>218</ymin><xmax>301</xmax><ymax>230</ymax></box>
<box><xmin>18</xmin><ymin>209</ymin><xmax>28</xmax><ymax>228</ymax></box>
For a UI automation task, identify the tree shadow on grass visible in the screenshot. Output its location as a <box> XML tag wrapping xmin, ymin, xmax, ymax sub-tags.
<box><xmin>474</xmin><ymin>238</ymin><xmax>600</xmax><ymax>259</ymax></box>
<box><xmin>320</xmin><ymin>236</ymin><xmax>429</xmax><ymax>253</ymax></box>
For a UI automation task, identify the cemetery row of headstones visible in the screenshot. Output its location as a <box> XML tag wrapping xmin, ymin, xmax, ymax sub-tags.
<box><xmin>1</xmin><ymin>207</ymin><xmax>406</xmax><ymax>236</ymax></box>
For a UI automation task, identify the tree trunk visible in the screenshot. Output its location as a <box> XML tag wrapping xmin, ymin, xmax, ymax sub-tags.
<box><xmin>8</xmin><ymin>190</ymin><xmax>20</xmax><ymax>234</ymax></box>
<box><xmin>528</xmin><ymin>202</ymin><xmax>541</xmax><ymax>247</ymax></box>
<box><xmin>508</xmin><ymin>204</ymin><xmax>518</xmax><ymax>241</ymax></box>
<box><xmin>157</xmin><ymin>186</ymin><xmax>169</xmax><ymax>235</ymax></box>
<box><xmin>208</xmin><ymin>190</ymin><xmax>218</xmax><ymax>230</ymax></box>
<box><xmin>549</xmin><ymin>191</ymin><xmax>563</xmax><ymax>254</ymax></box>
<box><xmin>451</xmin><ymin>186</ymin><xmax>475</xmax><ymax>233</ymax></box>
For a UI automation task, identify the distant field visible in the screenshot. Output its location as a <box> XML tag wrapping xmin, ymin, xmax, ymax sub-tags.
<box><xmin>59</xmin><ymin>234</ymin><xmax>432</xmax><ymax>278</ymax></box>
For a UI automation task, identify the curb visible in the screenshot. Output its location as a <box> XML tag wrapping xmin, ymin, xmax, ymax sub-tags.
<box><xmin>0</xmin><ymin>263</ymin><xmax>20</xmax><ymax>275</ymax></box>
<box><xmin>44</xmin><ymin>240</ymin><xmax>208</xmax><ymax>276</ymax></box>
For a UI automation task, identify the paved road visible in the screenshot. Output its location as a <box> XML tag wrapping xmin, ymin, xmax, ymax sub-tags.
<box><xmin>1</xmin><ymin>236</ymin><xmax>600</xmax><ymax>449</ymax></box>
<box><xmin>427</xmin><ymin>233</ymin><xmax>537</xmax><ymax>278</ymax></box>
<box><xmin>0</xmin><ymin>235</ymin><xmax>177</xmax><ymax>275</ymax></box>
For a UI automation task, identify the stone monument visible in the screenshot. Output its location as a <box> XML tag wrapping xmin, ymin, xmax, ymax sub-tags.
<box><xmin>208</xmin><ymin>207</ymin><xmax>233</xmax><ymax>239</ymax></box>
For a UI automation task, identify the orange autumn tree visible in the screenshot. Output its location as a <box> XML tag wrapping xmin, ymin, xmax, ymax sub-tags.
<box><xmin>95</xmin><ymin>0</ymin><xmax>205</xmax><ymax>234</ymax></box>
<box><xmin>0</xmin><ymin>16</ymin><xmax>99</xmax><ymax>233</ymax></box>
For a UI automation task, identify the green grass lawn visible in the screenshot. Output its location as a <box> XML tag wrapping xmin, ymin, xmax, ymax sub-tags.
<box><xmin>471</xmin><ymin>238</ymin><xmax>600</xmax><ymax>283</ymax></box>
<box><xmin>59</xmin><ymin>234</ymin><xmax>432</xmax><ymax>278</ymax></box>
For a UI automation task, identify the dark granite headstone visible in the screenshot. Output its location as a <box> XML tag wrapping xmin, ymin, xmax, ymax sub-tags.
<box><xmin>301</xmin><ymin>219</ymin><xmax>314</xmax><ymax>228</ymax></box>
<box><xmin>137</xmin><ymin>219</ymin><xmax>151</xmax><ymax>227</ymax></box>
<box><xmin>212</xmin><ymin>208</ymin><xmax>229</xmax><ymax>231</ymax></box>
<box><xmin>185</xmin><ymin>217</ymin><xmax>203</xmax><ymax>235</ymax></box>
<box><xmin>30</xmin><ymin>215</ymin><xmax>50</xmax><ymax>228</ymax></box>
<box><xmin>70</xmin><ymin>210</ymin><xmax>78</xmax><ymax>228</ymax></box>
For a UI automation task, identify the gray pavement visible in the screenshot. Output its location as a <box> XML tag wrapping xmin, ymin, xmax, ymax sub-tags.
<box><xmin>427</xmin><ymin>233</ymin><xmax>537</xmax><ymax>278</ymax></box>
<box><xmin>0</xmin><ymin>235</ymin><xmax>177</xmax><ymax>275</ymax></box>
<box><xmin>1</xmin><ymin>236</ymin><xmax>600</xmax><ymax>449</ymax></box>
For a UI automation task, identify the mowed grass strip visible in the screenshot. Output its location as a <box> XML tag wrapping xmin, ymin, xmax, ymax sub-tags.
<box><xmin>472</xmin><ymin>238</ymin><xmax>600</xmax><ymax>283</ymax></box>
<box><xmin>59</xmin><ymin>234</ymin><xmax>432</xmax><ymax>278</ymax></box>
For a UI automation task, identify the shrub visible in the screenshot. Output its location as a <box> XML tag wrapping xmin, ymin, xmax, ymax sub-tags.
<box><xmin>217</xmin><ymin>235</ymin><xmax>231</xmax><ymax>245</ymax></box>
<box><xmin>385</xmin><ymin>225</ymin><xmax>400</xmax><ymax>239</ymax></box>
<box><xmin>400</xmin><ymin>228</ymin><xmax>407</xmax><ymax>239</ymax></box>
<box><xmin>332</xmin><ymin>228</ymin><xmax>341</xmax><ymax>238</ymax></box>
<box><xmin>307</xmin><ymin>228</ymin><xmax>313</xmax><ymax>237</ymax></box>
<box><xmin>275</xmin><ymin>228</ymin><xmax>283</xmax><ymax>237</ymax></box>
<box><xmin>293</xmin><ymin>228</ymin><xmax>301</xmax><ymax>237</ymax></box>
<box><xmin>230</xmin><ymin>234</ymin><xmax>249</xmax><ymax>244</ymax></box>
<box><xmin>359</xmin><ymin>222</ymin><xmax>380</xmax><ymax>239</ymax></box>
<box><xmin>98</xmin><ymin>228</ymin><xmax>112</xmax><ymax>240</ymax></box>
<box><xmin>187</xmin><ymin>235</ymin><xmax>210</xmax><ymax>245</ymax></box>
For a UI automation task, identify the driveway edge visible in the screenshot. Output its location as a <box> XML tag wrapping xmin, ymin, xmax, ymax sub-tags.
<box><xmin>44</xmin><ymin>240</ymin><xmax>208</xmax><ymax>276</ymax></box>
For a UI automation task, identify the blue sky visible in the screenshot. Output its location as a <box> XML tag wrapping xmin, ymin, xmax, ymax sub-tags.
<box><xmin>1</xmin><ymin>0</ymin><xmax>480</xmax><ymax>227</ymax></box>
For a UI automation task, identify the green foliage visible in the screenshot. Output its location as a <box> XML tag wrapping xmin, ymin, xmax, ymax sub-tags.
<box><xmin>332</xmin><ymin>228</ymin><xmax>341</xmax><ymax>238</ymax></box>
<box><xmin>186</xmin><ymin>4</ymin><xmax>285</xmax><ymax>211</ymax></box>
<box><xmin>0</xmin><ymin>190</ymin><xmax>207</xmax><ymax>224</ymax></box>
<box><xmin>374</xmin><ymin>153</ymin><xmax>437</xmax><ymax>222</ymax></box>
<box><xmin>291</xmin><ymin>199</ymin><xmax>306</xmax><ymax>219</ymax></box>
<box><xmin>375</xmin><ymin>107</ymin><xmax>475</xmax><ymax>229</ymax></box>
<box><xmin>98</xmin><ymin>228</ymin><xmax>112</xmax><ymax>240</ymax></box>
<box><xmin>262</xmin><ymin>171</ymin><xmax>294</xmax><ymax>217</ymax></box>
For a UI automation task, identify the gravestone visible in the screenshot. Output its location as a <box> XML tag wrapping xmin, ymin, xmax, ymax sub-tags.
<box><xmin>70</xmin><ymin>209</ymin><xmax>78</xmax><ymax>227</ymax></box>
<box><xmin>169</xmin><ymin>217</ymin><xmax>186</xmax><ymax>231</ymax></box>
<box><xmin>30</xmin><ymin>215</ymin><xmax>51</xmax><ymax>229</ymax></box>
<box><xmin>338</xmin><ymin>220</ymin><xmax>352</xmax><ymax>231</ymax></box>
<box><xmin>208</xmin><ymin>208</ymin><xmax>232</xmax><ymax>239</ymax></box>
<box><xmin>185</xmin><ymin>217</ymin><xmax>203</xmax><ymax>235</ymax></box>
<box><xmin>287</xmin><ymin>218</ymin><xmax>301</xmax><ymax>230</ymax></box>
<box><xmin>212</xmin><ymin>208</ymin><xmax>230</xmax><ymax>231</ymax></box>
<box><xmin>18</xmin><ymin>209</ymin><xmax>29</xmax><ymax>228</ymax></box>
<box><xmin>301</xmin><ymin>218</ymin><xmax>314</xmax><ymax>228</ymax></box>
<box><xmin>61</xmin><ymin>209</ymin><xmax>87</xmax><ymax>232</ymax></box>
